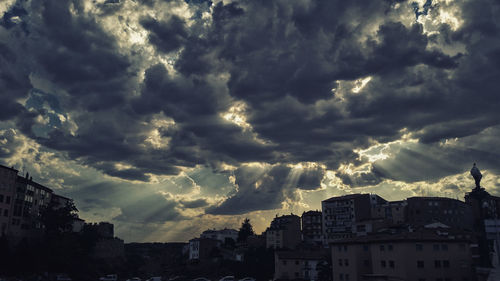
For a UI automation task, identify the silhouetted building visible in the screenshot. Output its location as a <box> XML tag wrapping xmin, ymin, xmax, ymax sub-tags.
<box><xmin>371</xmin><ymin>200</ymin><xmax>407</xmax><ymax>226</ymax></box>
<box><xmin>85</xmin><ymin>222</ymin><xmax>114</xmax><ymax>238</ymax></box>
<box><xmin>302</xmin><ymin>210</ymin><xmax>323</xmax><ymax>245</ymax></box>
<box><xmin>0</xmin><ymin>164</ymin><xmax>17</xmax><ymax>235</ymax></box>
<box><xmin>274</xmin><ymin>250</ymin><xmax>326</xmax><ymax>280</ymax></box>
<box><xmin>330</xmin><ymin>230</ymin><xmax>475</xmax><ymax>281</ymax></box>
<box><xmin>0</xmin><ymin>164</ymin><xmax>81</xmax><ymax>242</ymax></box>
<box><xmin>200</xmin><ymin>228</ymin><xmax>238</xmax><ymax>244</ymax></box>
<box><xmin>188</xmin><ymin>237</ymin><xmax>220</xmax><ymax>261</ymax></box>
<box><xmin>406</xmin><ymin>197</ymin><xmax>473</xmax><ymax>230</ymax></box>
<box><xmin>322</xmin><ymin>194</ymin><xmax>387</xmax><ymax>243</ymax></box>
<box><xmin>10</xmin><ymin>173</ymin><xmax>53</xmax><ymax>240</ymax></box>
<box><xmin>266</xmin><ymin>214</ymin><xmax>301</xmax><ymax>249</ymax></box>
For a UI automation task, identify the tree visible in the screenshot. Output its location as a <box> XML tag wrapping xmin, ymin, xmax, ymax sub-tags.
<box><xmin>40</xmin><ymin>200</ymin><xmax>79</xmax><ymax>237</ymax></box>
<box><xmin>237</xmin><ymin>218</ymin><xmax>255</xmax><ymax>243</ymax></box>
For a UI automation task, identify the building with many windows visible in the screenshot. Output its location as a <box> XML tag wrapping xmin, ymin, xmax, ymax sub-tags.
<box><xmin>406</xmin><ymin>197</ymin><xmax>473</xmax><ymax>230</ymax></box>
<box><xmin>266</xmin><ymin>214</ymin><xmax>302</xmax><ymax>249</ymax></box>
<box><xmin>274</xmin><ymin>250</ymin><xmax>326</xmax><ymax>281</ymax></box>
<box><xmin>0</xmin><ymin>165</ymin><xmax>17</xmax><ymax>235</ymax></box>
<box><xmin>322</xmin><ymin>194</ymin><xmax>387</xmax><ymax>243</ymax></box>
<box><xmin>330</xmin><ymin>231</ymin><xmax>475</xmax><ymax>281</ymax></box>
<box><xmin>302</xmin><ymin>210</ymin><xmax>323</xmax><ymax>245</ymax></box>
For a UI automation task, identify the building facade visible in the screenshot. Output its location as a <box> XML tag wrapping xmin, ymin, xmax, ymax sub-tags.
<box><xmin>266</xmin><ymin>214</ymin><xmax>301</xmax><ymax>249</ymax></box>
<box><xmin>322</xmin><ymin>194</ymin><xmax>387</xmax><ymax>243</ymax></box>
<box><xmin>330</xmin><ymin>232</ymin><xmax>475</xmax><ymax>281</ymax></box>
<box><xmin>406</xmin><ymin>197</ymin><xmax>473</xmax><ymax>230</ymax></box>
<box><xmin>0</xmin><ymin>165</ymin><xmax>17</xmax><ymax>235</ymax></box>
<box><xmin>274</xmin><ymin>250</ymin><xmax>326</xmax><ymax>281</ymax></box>
<box><xmin>200</xmin><ymin>228</ymin><xmax>238</xmax><ymax>244</ymax></box>
<box><xmin>302</xmin><ymin>210</ymin><xmax>323</xmax><ymax>245</ymax></box>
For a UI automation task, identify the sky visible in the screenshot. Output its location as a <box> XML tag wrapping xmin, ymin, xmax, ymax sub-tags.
<box><xmin>1</xmin><ymin>0</ymin><xmax>500</xmax><ymax>242</ymax></box>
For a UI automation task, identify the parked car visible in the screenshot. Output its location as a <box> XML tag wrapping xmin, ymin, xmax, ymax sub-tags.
<box><xmin>100</xmin><ymin>274</ymin><xmax>118</xmax><ymax>281</ymax></box>
<box><xmin>146</xmin><ymin>278</ymin><xmax>161</xmax><ymax>281</ymax></box>
<box><xmin>238</xmin><ymin>278</ymin><xmax>255</xmax><ymax>281</ymax></box>
<box><xmin>126</xmin><ymin>278</ymin><xmax>141</xmax><ymax>281</ymax></box>
<box><xmin>193</xmin><ymin>278</ymin><xmax>211</xmax><ymax>281</ymax></box>
<box><xmin>218</xmin><ymin>276</ymin><xmax>235</xmax><ymax>281</ymax></box>
<box><xmin>56</xmin><ymin>274</ymin><xmax>72</xmax><ymax>281</ymax></box>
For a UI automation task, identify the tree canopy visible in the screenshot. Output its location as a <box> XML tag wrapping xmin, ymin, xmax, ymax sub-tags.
<box><xmin>237</xmin><ymin>218</ymin><xmax>255</xmax><ymax>243</ymax></box>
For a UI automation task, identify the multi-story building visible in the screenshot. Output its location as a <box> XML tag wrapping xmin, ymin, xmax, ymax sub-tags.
<box><xmin>274</xmin><ymin>250</ymin><xmax>326</xmax><ymax>281</ymax></box>
<box><xmin>200</xmin><ymin>228</ymin><xmax>238</xmax><ymax>244</ymax></box>
<box><xmin>10</xmin><ymin>173</ymin><xmax>53</xmax><ymax>239</ymax></box>
<box><xmin>370</xmin><ymin>200</ymin><xmax>407</xmax><ymax>225</ymax></box>
<box><xmin>266</xmin><ymin>214</ymin><xmax>301</xmax><ymax>249</ymax></box>
<box><xmin>0</xmin><ymin>165</ymin><xmax>17</xmax><ymax>235</ymax></box>
<box><xmin>330</xmin><ymin>231</ymin><xmax>475</xmax><ymax>281</ymax></box>
<box><xmin>406</xmin><ymin>197</ymin><xmax>473</xmax><ymax>230</ymax></box>
<box><xmin>188</xmin><ymin>237</ymin><xmax>221</xmax><ymax>260</ymax></box>
<box><xmin>302</xmin><ymin>210</ymin><xmax>323</xmax><ymax>245</ymax></box>
<box><xmin>322</xmin><ymin>194</ymin><xmax>387</xmax><ymax>243</ymax></box>
<box><xmin>0</xmin><ymin>164</ymin><xmax>80</xmax><ymax>242</ymax></box>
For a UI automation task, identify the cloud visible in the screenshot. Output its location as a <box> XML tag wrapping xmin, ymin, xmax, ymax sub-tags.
<box><xmin>206</xmin><ymin>163</ymin><xmax>325</xmax><ymax>215</ymax></box>
<box><xmin>1</xmin><ymin>0</ymin><xmax>500</xmax><ymax>241</ymax></box>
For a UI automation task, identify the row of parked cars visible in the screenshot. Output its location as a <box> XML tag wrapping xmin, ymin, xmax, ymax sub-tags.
<box><xmin>193</xmin><ymin>276</ymin><xmax>255</xmax><ymax>281</ymax></box>
<box><xmin>99</xmin><ymin>275</ymin><xmax>255</xmax><ymax>281</ymax></box>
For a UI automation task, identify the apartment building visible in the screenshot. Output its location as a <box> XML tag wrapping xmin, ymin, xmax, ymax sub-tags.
<box><xmin>322</xmin><ymin>194</ymin><xmax>387</xmax><ymax>243</ymax></box>
<box><xmin>302</xmin><ymin>210</ymin><xmax>323</xmax><ymax>245</ymax></box>
<box><xmin>330</xmin><ymin>231</ymin><xmax>475</xmax><ymax>281</ymax></box>
<box><xmin>10</xmin><ymin>173</ymin><xmax>53</xmax><ymax>239</ymax></box>
<box><xmin>406</xmin><ymin>197</ymin><xmax>473</xmax><ymax>230</ymax></box>
<box><xmin>274</xmin><ymin>250</ymin><xmax>326</xmax><ymax>281</ymax></box>
<box><xmin>200</xmin><ymin>228</ymin><xmax>238</xmax><ymax>244</ymax></box>
<box><xmin>266</xmin><ymin>214</ymin><xmax>301</xmax><ymax>249</ymax></box>
<box><xmin>0</xmin><ymin>165</ymin><xmax>17</xmax><ymax>235</ymax></box>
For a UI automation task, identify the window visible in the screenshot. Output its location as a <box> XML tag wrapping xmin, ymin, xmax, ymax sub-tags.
<box><xmin>283</xmin><ymin>260</ymin><xmax>287</xmax><ymax>265</ymax></box>
<box><xmin>389</xmin><ymin>260</ymin><xmax>395</xmax><ymax>268</ymax></box>
<box><xmin>339</xmin><ymin>259</ymin><xmax>343</xmax><ymax>266</ymax></box>
<box><xmin>416</xmin><ymin>244</ymin><xmax>423</xmax><ymax>251</ymax></box>
<box><xmin>344</xmin><ymin>245</ymin><xmax>348</xmax><ymax>251</ymax></box>
<box><xmin>5</xmin><ymin>196</ymin><xmax>10</xmax><ymax>204</ymax></box>
<box><xmin>295</xmin><ymin>260</ymin><xmax>299</xmax><ymax>265</ymax></box>
<box><xmin>345</xmin><ymin>274</ymin><xmax>349</xmax><ymax>281</ymax></box>
<box><xmin>338</xmin><ymin>245</ymin><xmax>342</xmax><ymax>252</ymax></box>
<box><xmin>381</xmin><ymin>260</ymin><xmax>386</xmax><ymax>268</ymax></box>
<box><xmin>388</xmin><ymin>244</ymin><xmax>393</xmax><ymax>251</ymax></box>
<box><xmin>294</xmin><ymin>272</ymin><xmax>298</xmax><ymax>277</ymax></box>
<box><xmin>459</xmin><ymin>244</ymin><xmax>466</xmax><ymax>251</ymax></box>
<box><xmin>363</xmin><ymin>245</ymin><xmax>369</xmax><ymax>251</ymax></box>
<box><xmin>433</xmin><ymin>244</ymin><xmax>440</xmax><ymax>251</ymax></box>
<box><xmin>364</xmin><ymin>260</ymin><xmax>369</xmax><ymax>266</ymax></box>
<box><xmin>339</xmin><ymin>273</ymin><xmax>343</xmax><ymax>280</ymax></box>
<box><xmin>441</xmin><ymin>244</ymin><xmax>448</xmax><ymax>251</ymax></box>
<box><xmin>435</xmin><ymin>260</ymin><xmax>442</xmax><ymax>268</ymax></box>
<box><xmin>417</xmin><ymin>260</ymin><xmax>424</xmax><ymax>268</ymax></box>
<box><xmin>443</xmin><ymin>260</ymin><xmax>450</xmax><ymax>268</ymax></box>
<box><xmin>380</xmin><ymin>245</ymin><xmax>385</xmax><ymax>251</ymax></box>
<box><xmin>0</xmin><ymin>194</ymin><xmax>3</xmax><ymax>202</ymax></box>
<box><xmin>344</xmin><ymin>259</ymin><xmax>349</xmax><ymax>266</ymax></box>
<box><xmin>3</xmin><ymin>209</ymin><xmax>7</xmax><ymax>217</ymax></box>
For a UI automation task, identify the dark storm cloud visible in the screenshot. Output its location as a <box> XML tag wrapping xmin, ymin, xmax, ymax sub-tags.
<box><xmin>140</xmin><ymin>15</ymin><xmax>188</xmax><ymax>53</ymax></box>
<box><xmin>64</xmin><ymin>181</ymin><xmax>185</xmax><ymax>224</ymax></box>
<box><xmin>30</xmin><ymin>0</ymin><xmax>132</xmax><ymax>111</ymax></box>
<box><xmin>2</xmin><ymin>0</ymin><xmax>500</xmax><ymax>199</ymax></box>
<box><xmin>370</xmin><ymin>127</ymin><xmax>500</xmax><ymax>184</ymax></box>
<box><xmin>207</xmin><ymin>164</ymin><xmax>325</xmax><ymax>215</ymax></box>
<box><xmin>337</xmin><ymin>169</ymin><xmax>384</xmax><ymax>188</ymax></box>
<box><xmin>180</xmin><ymin>198</ymin><xmax>209</xmax><ymax>208</ymax></box>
